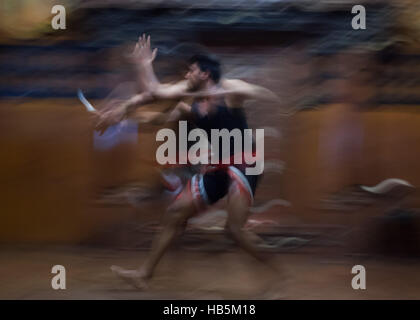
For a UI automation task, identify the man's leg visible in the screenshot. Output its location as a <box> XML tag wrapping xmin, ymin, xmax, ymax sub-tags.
<box><xmin>225</xmin><ymin>181</ymin><xmax>288</xmax><ymax>298</ymax></box>
<box><xmin>225</xmin><ymin>182</ymin><xmax>266</xmax><ymax>263</ymax></box>
<box><xmin>111</xmin><ymin>187</ymin><xmax>197</xmax><ymax>288</ymax></box>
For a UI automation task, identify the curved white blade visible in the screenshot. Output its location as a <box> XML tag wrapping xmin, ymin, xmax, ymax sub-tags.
<box><xmin>77</xmin><ymin>89</ymin><xmax>97</xmax><ymax>113</ymax></box>
<box><xmin>360</xmin><ymin>178</ymin><xmax>414</xmax><ymax>194</ymax></box>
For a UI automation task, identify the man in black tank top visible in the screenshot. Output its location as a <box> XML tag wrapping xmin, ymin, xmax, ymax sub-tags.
<box><xmin>188</xmin><ymin>96</ymin><xmax>259</xmax><ymax>206</ymax></box>
<box><xmin>99</xmin><ymin>35</ymin><xmax>280</xmax><ymax>288</ymax></box>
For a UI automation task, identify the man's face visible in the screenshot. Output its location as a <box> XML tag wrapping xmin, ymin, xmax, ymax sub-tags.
<box><xmin>185</xmin><ymin>63</ymin><xmax>209</xmax><ymax>90</ymax></box>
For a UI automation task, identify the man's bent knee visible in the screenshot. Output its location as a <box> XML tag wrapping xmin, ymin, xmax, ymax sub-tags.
<box><xmin>165</xmin><ymin>197</ymin><xmax>196</xmax><ymax>226</ymax></box>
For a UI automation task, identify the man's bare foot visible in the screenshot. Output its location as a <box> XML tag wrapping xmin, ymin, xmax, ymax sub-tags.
<box><xmin>110</xmin><ymin>265</ymin><xmax>150</xmax><ymax>289</ymax></box>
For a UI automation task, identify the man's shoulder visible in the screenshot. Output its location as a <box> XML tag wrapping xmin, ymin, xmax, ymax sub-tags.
<box><xmin>221</xmin><ymin>78</ymin><xmax>249</xmax><ymax>89</ymax></box>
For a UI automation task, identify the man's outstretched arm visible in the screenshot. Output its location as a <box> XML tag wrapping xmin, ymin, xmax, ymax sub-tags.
<box><xmin>95</xmin><ymin>91</ymin><xmax>154</xmax><ymax>132</ymax></box>
<box><xmin>223</xmin><ymin>79</ymin><xmax>279</xmax><ymax>103</ymax></box>
<box><xmin>134</xmin><ymin>101</ymin><xmax>191</xmax><ymax>125</ymax></box>
<box><xmin>131</xmin><ymin>34</ymin><xmax>190</xmax><ymax>100</ymax></box>
<box><xmin>131</xmin><ymin>34</ymin><xmax>160</xmax><ymax>92</ymax></box>
<box><xmin>95</xmin><ymin>91</ymin><xmax>192</xmax><ymax>132</ymax></box>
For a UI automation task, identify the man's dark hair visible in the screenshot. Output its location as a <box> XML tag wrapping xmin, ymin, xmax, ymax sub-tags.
<box><xmin>188</xmin><ymin>54</ymin><xmax>221</xmax><ymax>83</ymax></box>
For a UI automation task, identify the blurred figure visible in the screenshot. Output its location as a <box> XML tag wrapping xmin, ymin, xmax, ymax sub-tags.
<box><xmin>99</xmin><ymin>35</ymin><xmax>282</xmax><ymax>288</ymax></box>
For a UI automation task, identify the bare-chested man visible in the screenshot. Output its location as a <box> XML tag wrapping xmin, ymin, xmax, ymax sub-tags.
<box><xmin>98</xmin><ymin>35</ymin><xmax>280</xmax><ymax>288</ymax></box>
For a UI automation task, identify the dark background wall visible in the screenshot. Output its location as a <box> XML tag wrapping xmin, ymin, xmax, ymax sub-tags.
<box><xmin>1</xmin><ymin>2</ymin><xmax>420</xmax><ymax>248</ymax></box>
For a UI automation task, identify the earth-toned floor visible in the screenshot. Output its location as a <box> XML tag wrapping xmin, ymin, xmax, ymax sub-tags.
<box><xmin>1</xmin><ymin>245</ymin><xmax>419</xmax><ymax>299</ymax></box>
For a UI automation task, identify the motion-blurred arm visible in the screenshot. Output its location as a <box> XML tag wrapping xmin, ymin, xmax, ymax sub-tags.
<box><xmin>223</xmin><ymin>79</ymin><xmax>279</xmax><ymax>103</ymax></box>
<box><xmin>135</xmin><ymin>101</ymin><xmax>191</xmax><ymax>125</ymax></box>
<box><xmin>131</xmin><ymin>34</ymin><xmax>191</xmax><ymax>100</ymax></box>
<box><xmin>131</xmin><ymin>34</ymin><xmax>160</xmax><ymax>93</ymax></box>
<box><xmin>95</xmin><ymin>91</ymin><xmax>154</xmax><ymax>132</ymax></box>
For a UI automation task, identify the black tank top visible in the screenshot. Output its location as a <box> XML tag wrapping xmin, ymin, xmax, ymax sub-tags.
<box><xmin>190</xmin><ymin>99</ymin><xmax>250</xmax><ymax>162</ymax></box>
<box><xmin>191</xmin><ymin>99</ymin><xmax>248</xmax><ymax>133</ymax></box>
